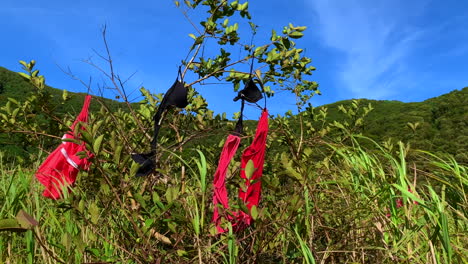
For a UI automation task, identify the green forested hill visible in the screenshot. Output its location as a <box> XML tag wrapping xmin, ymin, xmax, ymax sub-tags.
<box><xmin>311</xmin><ymin>87</ymin><xmax>467</xmax><ymax>162</ymax></box>
<box><xmin>0</xmin><ymin>66</ymin><xmax>126</xmax><ymax>161</ymax></box>
<box><xmin>0</xmin><ymin>66</ymin><xmax>122</xmax><ymax>114</ymax></box>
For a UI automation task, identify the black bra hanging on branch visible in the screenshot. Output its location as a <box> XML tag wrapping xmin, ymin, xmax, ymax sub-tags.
<box><xmin>131</xmin><ymin>67</ymin><xmax>188</xmax><ymax>177</ymax></box>
<box><xmin>233</xmin><ymin>79</ymin><xmax>263</xmax><ymax>104</ymax></box>
<box><xmin>232</xmin><ymin>56</ymin><xmax>266</xmax><ymax>135</ymax></box>
<box><xmin>233</xmin><ymin>54</ymin><xmax>263</xmax><ymax>105</ymax></box>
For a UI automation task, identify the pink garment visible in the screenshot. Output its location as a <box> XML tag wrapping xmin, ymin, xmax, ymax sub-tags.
<box><xmin>238</xmin><ymin>109</ymin><xmax>269</xmax><ymax>209</ymax></box>
<box><xmin>212</xmin><ymin>134</ymin><xmax>241</xmax><ymax>233</ymax></box>
<box><xmin>212</xmin><ymin>109</ymin><xmax>269</xmax><ymax>233</ymax></box>
<box><xmin>36</xmin><ymin>95</ymin><xmax>93</xmax><ymax>199</ymax></box>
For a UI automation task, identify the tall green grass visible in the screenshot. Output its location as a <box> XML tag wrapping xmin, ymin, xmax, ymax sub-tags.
<box><xmin>0</xmin><ymin>136</ymin><xmax>466</xmax><ymax>263</ymax></box>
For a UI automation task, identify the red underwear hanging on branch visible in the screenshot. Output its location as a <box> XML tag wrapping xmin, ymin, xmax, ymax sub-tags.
<box><xmin>212</xmin><ymin>76</ymin><xmax>268</xmax><ymax>233</ymax></box>
<box><xmin>36</xmin><ymin>95</ymin><xmax>93</xmax><ymax>199</ymax></box>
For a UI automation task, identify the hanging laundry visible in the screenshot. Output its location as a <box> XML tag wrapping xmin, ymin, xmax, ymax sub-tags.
<box><xmin>233</xmin><ymin>78</ymin><xmax>263</xmax><ymax>103</ymax></box>
<box><xmin>238</xmin><ymin>109</ymin><xmax>268</xmax><ymax>214</ymax></box>
<box><xmin>212</xmin><ymin>134</ymin><xmax>241</xmax><ymax>233</ymax></box>
<box><xmin>212</xmin><ymin>109</ymin><xmax>269</xmax><ymax>233</ymax></box>
<box><xmin>131</xmin><ymin>70</ymin><xmax>188</xmax><ymax>177</ymax></box>
<box><xmin>211</xmin><ymin>73</ymin><xmax>268</xmax><ymax>233</ymax></box>
<box><xmin>36</xmin><ymin>95</ymin><xmax>93</xmax><ymax>199</ymax></box>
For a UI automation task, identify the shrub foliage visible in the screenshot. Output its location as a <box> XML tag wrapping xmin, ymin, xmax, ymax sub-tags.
<box><xmin>1</xmin><ymin>1</ymin><xmax>467</xmax><ymax>263</ymax></box>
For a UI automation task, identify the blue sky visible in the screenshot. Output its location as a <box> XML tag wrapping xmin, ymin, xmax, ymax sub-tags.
<box><xmin>1</xmin><ymin>0</ymin><xmax>467</xmax><ymax>119</ymax></box>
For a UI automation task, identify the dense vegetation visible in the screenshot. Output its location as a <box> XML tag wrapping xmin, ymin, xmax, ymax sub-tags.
<box><xmin>2</xmin><ymin>64</ymin><xmax>466</xmax><ymax>164</ymax></box>
<box><xmin>1</xmin><ymin>1</ymin><xmax>467</xmax><ymax>263</ymax></box>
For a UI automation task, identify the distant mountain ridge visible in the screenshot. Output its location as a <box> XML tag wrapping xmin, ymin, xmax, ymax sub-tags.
<box><xmin>0</xmin><ymin>66</ymin><xmax>122</xmax><ymax>115</ymax></box>
<box><xmin>311</xmin><ymin>87</ymin><xmax>467</xmax><ymax>162</ymax></box>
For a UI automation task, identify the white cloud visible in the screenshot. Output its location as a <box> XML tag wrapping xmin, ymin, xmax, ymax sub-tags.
<box><xmin>307</xmin><ymin>0</ymin><xmax>431</xmax><ymax>99</ymax></box>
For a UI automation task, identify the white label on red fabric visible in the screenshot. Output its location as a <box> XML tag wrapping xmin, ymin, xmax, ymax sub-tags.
<box><xmin>60</xmin><ymin>147</ymin><xmax>79</xmax><ymax>169</ymax></box>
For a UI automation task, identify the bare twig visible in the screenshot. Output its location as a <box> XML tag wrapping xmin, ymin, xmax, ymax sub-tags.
<box><xmin>33</xmin><ymin>230</ymin><xmax>66</xmax><ymax>264</ymax></box>
<box><xmin>10</xmin><ymin>130</ymin><xmax>61</xmax><ymax>139</ymax></box>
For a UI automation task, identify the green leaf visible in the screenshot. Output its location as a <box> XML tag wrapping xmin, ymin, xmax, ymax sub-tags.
<box><xmin>392</xmin><ymin>184</ymin><xmax>425</xmax><ymax>206</ymax></box>
<box><xmin>237</xmin><ymin>2</ymin><xmax>248</xmax><ymax>11</ymax></box>
<box><xmin>61</xmin><ymin>138</ymin><xmax>82</xmax><ymax>145</ymax></box>
<box><xmin>87</xmin><ymin>248</ymin><xmax>100</xmax><ymax>257</ymax></box>
<box><xmin>254</xmin><ymin>46</ymin><xmax>266</xmax><ymax>57</ymax></box>
<box><xmin>249</xmin><ymin>22</ymin><xmax>257</xmax><ymax>32</ymax></box>
<box><xmin>61</xmin><ymin>233</ymin><xmax>71</xmax><ymax>251</ymax></box>
<box><xmin>13</xmin><ymin>108</ymin><xmax>25</xmax><ymax>122</ymax></box>
<box><xmin>294</xmin><ymin>26</ymin><xmax>307</xmax><ymax>32</ymax></box>
<box><xmin>255</xmin><ymin>69</ymin><xmax>262</xmax><ymax>80</ymax></box>
<box><xmin>281</xmin><ymin>38</ymin><xmax>291</xmax><ymax>49</ymax></box>
<box><xmin>19</xmin><ymin>60</ymin><xmax>28</xmax><ymax>67</ymax></box>
<box><xmin>101</xmin><ymin>182</ymin><xmax>110</xmax><ymax>195</ymax></box>
<box><xmin>239</xmin><ymin>181</ymin><xmax>248</xmax><ymax>193</ymax></box>
<box><xmin>195</xmin><ymin>150</ymin><xmax>207</xmax><ymax>192</ymax></box>
<box><xmin>271</xmin><ymin>29</ymin><xmax>278</xmax><ymax>41</ymax></box>
<box><xmin>250</xmin><ymin>205</ymin><xmax>258</xmax><ymax>220</ymax></box>
<box><xmin>89</xmin><ymin>202</ymin><xmax>100</xmax><ymax>224</ymax></box>
<box><xmin>188</xmin><ymin>33</ymin><xmax>197</xmax><ymax>40</ymax></box>
<box><xmin>332</xmin><ymin>121</ymin><xmax>345</xmax><ymax>130</ymax></box>
<box><xmin>152</xmin><ymin>192</ymin><xmax>161</xmax><ymax>203</ymax></box>
<box><xmin>165</xmin><ymin>186</ymin><xmax>179</xmax><ymax>204</ymax></box>
<box><xmin>130</xmin><ymin>162</ymin><xmax>140</xmax><ymax>177</ymax></box>
<box><xmin>230</xmin><ymin>0</ymin><xmax>238</xmax><ymax>8</ymax></box>
<box><xmin>194</xmin><ymin>36</ymin><xmax>204</xmax><ymax>45</ymax></box>
<box><xmin>5</xmin><ymin>101</ymin><xmax>11</xmax><ymax>114</ymax></box>
<box><xmin>113</xmin><ymin>145</ymin><xmax>123</xmax><ymax>164</ymax></box>
<box><xmin>281</xmin><ymin>153</ymin><xmax>303</xmax><ymax>181</ymax></box>
<box><xmin>78</xmin><ymin>199</ymin><xmax>85</xmax><ymax>213</ymax></box>
<box><xmin>244</xmin><ymin>159</ymin><xmax>255</xmax><ymax>179</ymax></box>
<box><xmin>177</xmin><ymin>250</ymin><xmax>188</xmax><ymax>257</ymax></box>
<box><xmin>288</xmin><ymin>31</ymin><xmax>304</xmax><ymax>39</ymax></box>
<box><xmin>93</xmin><ymin>134</ymin><xmax>105</xmax><ymax>154</ymax></box>
<box><xmin>80</xmin><ymin>129</ymin><xmax>93</xmax><ymax>145</ymax></box>
<box><xmin>18</xmin><ymin>72</ymin><xmax>30</xmax><ymax>80</ymax></box>
<box><xmin>7</xmin><ymin>98</ymin><xmax>19</xmax><ymax>105</ymax></box>
<box><xmin>0</xmin><ymin>219</ymin><xmax>22</xmax><ymax>232</ymax></box>
<box><xmin>134</xmin><ymin>193</ymin><xmax>147</xmax><ymax>210</ymax></box>
<box><xmin>62</xmin><ymin>89</ymin><xmax>69</xmax><ymax>101</ymax></box>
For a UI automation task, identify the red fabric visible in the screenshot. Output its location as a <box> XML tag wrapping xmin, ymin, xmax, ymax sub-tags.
<box><xmin>212</xmin><ymin>109</ymin><xmax>269</xmax><ymax>233</ymax></box>
<box><xmin>212</xmin><ymin>134</ymin><xmax>241</xmax><ymax>233</ymax></box>
<box><xmin>238</xmin><ymin>109</ymin><xmax>269</xmax><ymax>212</ymax></box>
<box><xmin>36</xmin><ymin>95</ymin><xmax>93</xmax><ymax>199</ymax></box>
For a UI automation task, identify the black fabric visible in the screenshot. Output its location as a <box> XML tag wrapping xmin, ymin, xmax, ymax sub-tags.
<box><xmin>131</xmin><ymin>75</ymin><xmax>188</xmax><ymax>177</ymax></box>
<box><xmin>233</xmin><ymin>99</ymin><xmax>245</xmax><ymax>136</ymax></box>
<box><xmin>232</xmin><ymin>77</ymin><xmax>264</xmax><ymax>136</ymax></box>
<box><xmin>150</xmin><ymin>79</ymin><xmax>188</xmax><ymax>150</ymax></box>
<box><xmin>233</xmin><ymin>79</ymin><xmax>263</xmax><ymax>103</ymax></box>
<box><xmin>131</xmin><ymin>152</ymin><xmax>156</xmax><ymax>177</ymax></box>
<box><xmin>231</xmin><ymin>55</ymin><xmax>267</xmax><ymax>137</ymax></box>
<box><xmin>164</xmin><ymin>79</ymin><xmax>189</xmax><ymax>108</ymax></box>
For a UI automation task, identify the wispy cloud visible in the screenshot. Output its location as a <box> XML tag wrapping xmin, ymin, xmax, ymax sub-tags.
<box><xmin>307</xmin><ymin>0</ymin><xmax>434</xmax><ymax>99</ymax></box>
